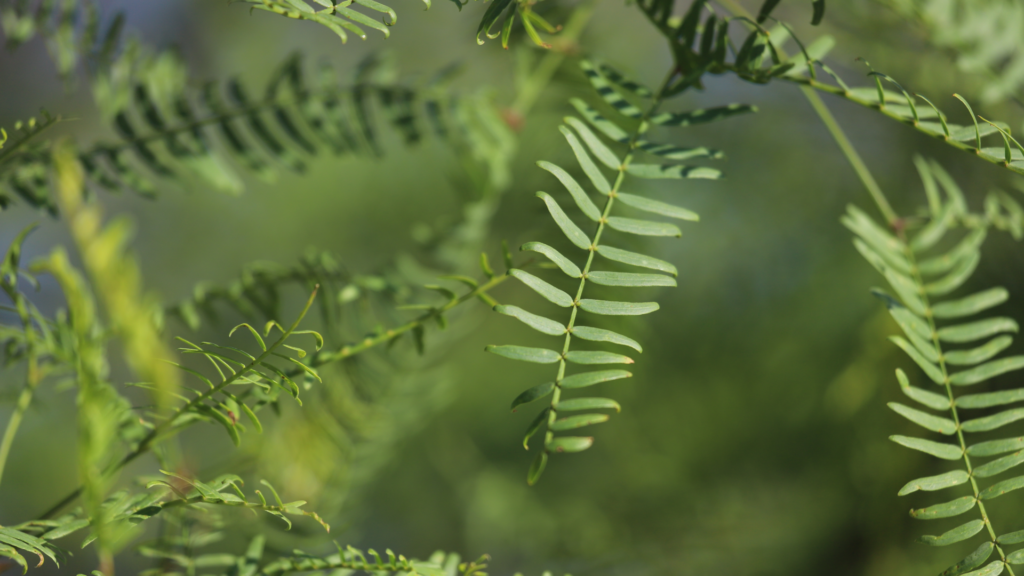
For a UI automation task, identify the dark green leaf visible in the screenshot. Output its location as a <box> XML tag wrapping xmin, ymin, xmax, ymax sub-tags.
<box><xmin>648</xmin><ymin>104</ymin><xmax>757</xmax><ymax>126</ymax></box>
<box><xmin>625</xmin><ymin>164</ymin><xmax>721</xmax><ymax>180</ymax></box>
<box><xmin>523</xmin><ymin>407</ymin><xmax>550</xmax><ymax>449</ymax></box>
<box><xmin>512</xmin><ymin>382</ymin><xmax>556</xmax><ymax>411</ymax></box>
<box><xmin>527</xmin><ymin>450</ymin><xmax>548</xmax><ymax>486</ymax></box>
<box><xmin>579</xmin><ymin>60</ymin><xmax>643</xmax><ymax>119</ymax></box>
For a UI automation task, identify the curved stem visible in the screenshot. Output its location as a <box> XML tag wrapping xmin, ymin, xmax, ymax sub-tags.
<box><xmin>0</xmin><ymin>287</ymin><xmax>42</xmax><ymax>490</ymax></box>
<box><xmin>543</xmin><ymin>69</ymin><xmax>677</xmax><ymax>457</ymax></box>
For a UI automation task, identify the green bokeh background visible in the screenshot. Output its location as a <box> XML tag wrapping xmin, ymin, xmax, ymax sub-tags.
<box><xmin>3</xmin><ymin>1</ymin><xmax>1024</xmax><ymax>574</ymax></box>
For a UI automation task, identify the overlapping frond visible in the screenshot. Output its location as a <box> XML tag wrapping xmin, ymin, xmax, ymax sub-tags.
<box><xmin>0</xmin><ymin>54</ymin><xmax>507</xmax><ymax>213</ymax></box>
<box><xmin>848</xmin><ymin>162</ymin><xmax>1024</xmax><ymax>574</ymax></box>
<box><xmin>486</xmin><ymin>58</ymin><xmax>754</xmax><ymax>483</ymax></box>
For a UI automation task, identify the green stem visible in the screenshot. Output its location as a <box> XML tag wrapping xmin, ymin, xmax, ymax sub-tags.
<box><xmin>510</xmin><ymin>0</ymin><xmax>598</xmax><ymax>117</ymax></box>
<box><xmin>543</xmin><ymin>69</ymin><xmax>677</xmax><ymax>454</ymax></box>
<box><xmin>714</xmin><ymin>0</ymin><xmax>898</xmax><ymax>225</ymax></box>
<box><xmin>0</xmin><ymin>286</ymin><xmax>42</xmax><ymax>490</ymax></box>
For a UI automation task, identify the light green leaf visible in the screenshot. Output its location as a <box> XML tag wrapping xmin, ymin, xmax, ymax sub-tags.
<box><xmin>925</xmin><ymin>251</ymin><xmax>980</xmax><ymax>296</ymax></box>
<box><xmin>511</xmin><ymin>382</ymin><xmax>555</xmax><ymax>411</ymax></box>
<box><xmin>889</xmin><ymin>306</ymin><xmax>934</xmax><ymax>343</ymax></box>
<box><xmin>884</xmin><ymin>271</ymin><xmax>928</xmax><ymax>317</ymax></box>
<box><xmin>939</xmin><ymin>541</ymin><xmax>994</xmax><ymax>576</ymax></box>
<box><xmin>625</xmin><ymin>164</ymin><xmax>721</xmax><ymax>180</ymax></box>
<box><xmin>973</xmin><ymin>450</ymin><xmax>1024</xmax><ymax>479</ymax></box>
<box><xmin>980</xmin><ymin>475</ymin><xmax>1024</xmax><ymax>500</ymax></box>
<box><xmin>537</xmin><ymin>160</ymin><xmax>601</xmax><ymax>221</ymax></box>
<box><xmin>579</xmin><ymin>299</ymin><xmax>659</xmax><ymax>316</ymax></box>
<box><xmin>961</xmin><ymin>408</ymin><xmax>1024</xmax><ymax>433</ymax></box>
<box><xmin>485</xmin><ymin>345</ymin><xmax>561</xmax><ymax>364</ymax></box>
<box><xmin>521</xmin><ymin>242</ymin><xmax>582</xmax><ymax>278</ymax></box>
<box><xmin>564</xmin><ymin>116</ymin><xmax>620</xmax><ymax>170</ymax></box>
<box><xmin>939</xmin><ymin>317</ymin><xmax>1019</xmax><ymax>344</ymax></box>
<box><xmin>890</xmin><ymin>435</ymin><xmax>963</xmax><ymax>460</ymax></box>
<box><xmin>958</xmin><ymin>388</ymin><xmax>1024</xmax><ymax>409</ymax></box>
<box><xmin>494</xmin><ymin>305</ymin><xmax>566</xmax><ymax>336</ymax></box>
<box><xmin>596</xmin><ymin>62</ymin><xmax>653</xmax><ymax>98</ymax></box>
<box><xmin>527</xmin><ymin>450</ymin><xmax>547</xmax><ymax>485</ymax></box>
<box><xmin>556</xmin><ymin>397</ymin><xmax>621</xmax><ymax>412</ymax></box>
<box><xmin>615</xmin><ymin>192</ymin><xmax>699</xmax><ymax>221</ymax></box>
<box><xmin>596</xmin><ymin>245</ymin><xmax>677</xmax><ymax>276</ymax></box>
<box><xmin>572</xmin><ymin>325</ymin><xmax>642</xmax><ymax>352</ymax></box>
<box><xmin>606</xmin><ymin>217</ymin><xmax>681</xmax><ymax>237</ymax></box>
<box><xmin>842</xmin><ymin>205</ymin><xmax>908</xmax><ymax>262</ymax></box>
<box><xmin>969</xmin><ymin>437</ymin><xmax>1024</xmax><ymax>457</ymax></box>
<box><xmin>586</xmin><ymin>271</ymin><xmax>676</xmax><ymax>288</ymax></box>
<box><xmin>963</xmin><ymin>561</ymin><xmax>1005</xmax><ymax>576</ymax></box>
<box><xmin>897</xmin><ymin>368</ymin><xmax>950</xmax><ymax>411</ymax></box>
<box><xmin>648</xmin><ymin>103</ymin><xmax>756</xmax><ymax>126</ymax></box>
<box><xmin>909</xmin><ymin>496</ymin><xmax>976</xmax><ymax>520</ymax></box>
<box><xmin>565</xmin><ymin>351</ymin><xmax>633</xmax><ymax>365</ymax></box>
<box><xmin>898</xmin><ymin>470</ymin><xmax>969</xmax><ymax>496</ymax></box>
<box><xmin>932</xmin><ymin>288</ymin><xmax>1009</xmax><ymax>319</ymax></box>
<box><xmin>950</xmin><ymin>356</ymin><xmax>1024</xmax><ymax>386</ymax></box>
<box><xmin>887</xmin><ymin>402</ymin><xmax>957</xmax><ymax>435</ymax></box>
<box><xmin>559</xmin><ymin>369</ymin><xmax>632</xmax><ymax>389</ymax></box>
<box><xmin>546</xmin><ymin>435</ymin><xmax>594</xmax><ymax>452</ymax></box>
<box><xmin>917</xmin><ymin>229</ymin><xmax>986</xmax><ymax>276</ymax></box>
<box><xmin>559</xmin><ymin>126</ymin><xmax>611</xmax><ymax>194</ymax></box>
<box><xmin>569</xmin><ymin>98</ymin><xmax>629</xmax><ymax>142</ymax></box>
<box><xmin>918</xmin><ymin>519</ymin><xmax>985</xmax><ymax>546</ymax></box>
<box><xmin>910</xmin><ymin>202</ymin><xmax>956</xmax><ymax>253</ymax></box>
<box><xmin>998</xmin><ymin>531</ymin><xmax>1024</xmax><ymax>545</ymax></box>
<box><xmin>550</xmin><ymin>413</ymin><xmax>610</xmax><ymax>431</ymax></box>
<box><xmin>635</xmin><ymin>140</ymin><xmax>721</xmax><ymax>161</ymax></box>
<box><xmin>890</xmin><ymin>336</ymin><xmax>945</xmax><ymax>384</ymax></box>
<box><xmin>510</xmin><ymin>268</ymin><xmax>574</xmax><ymax>307</ymax></box>
<box><xmin>944</xmin><ymin>336</ymin><xmax>1014</xmax><ymax>366</ymax></box>
<box><xmin>536</xmin><ymin>192</ymin><xmax>592</xmax><ymax>250</ymax></box>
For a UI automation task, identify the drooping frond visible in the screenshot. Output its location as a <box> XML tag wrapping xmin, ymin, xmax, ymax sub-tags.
<box><xmin>847</xmin><ymin>163</ymin><xmax>1024</xmax><ymax>573</ymax></box>
<box><xmin>235</xmin><ymin>0</ymin><xmax>418</xmax><ymax>44</ymax></box>
<box><xmin>486</xmin><ymin>58</ymin><xmax>754</xmax><ymax>484</ymax></box>
<box><xmin>0</xmin><ymin>54</ymin><xmax>510</xmax><ymax>212</ymax></box>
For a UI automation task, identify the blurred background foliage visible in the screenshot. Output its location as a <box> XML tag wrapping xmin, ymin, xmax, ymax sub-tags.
<box><xmin>4</xmin><ymin>0</ymin><xmax>1024</xmax><ymax>574</ymax></box>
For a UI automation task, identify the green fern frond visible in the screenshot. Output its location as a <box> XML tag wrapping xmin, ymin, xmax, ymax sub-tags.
<box><xmin>237</xmin><ymin>0</ymin><xmax>411</xmax><ymax>44</ymax></box>
<box><xmin>487</xmin><ymin>58</ymin><xmax>753</xmax><ymax>484</ymax></box>
<box><xmin>0</xmin><ymin>524</ymin><xmax>60</xmax><ymax>574</ymax></box>
<box><xmin>849</xmin><ymin>163</ymin><xmax>1024</xmax><ymax>573</ymax></box>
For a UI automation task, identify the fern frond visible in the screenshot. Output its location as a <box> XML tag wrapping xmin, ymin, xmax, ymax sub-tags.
<box><xmin>1</xmin><ymin>54</ymin><xmax>509</xmax><ymax>212</ymax></box>
<box><xmin>849</xmin><ymin>162</ymin><xmax>1024</xmax><ymax>573</ymax></box>
<box><xmin>236</xmin><ymin>0</ymin><xmax>411</xmax><ymax>44</ymax></box>
<box><xmin>487</xmin><ymin>59</ymin><xmax>753</xmax><ymax>484</ymax></box>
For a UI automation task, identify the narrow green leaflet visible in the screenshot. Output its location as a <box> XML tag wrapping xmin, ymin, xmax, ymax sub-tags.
<box><xmin>897</xmin><ymin>369</ymin><xmax>950</xmax><ymax>411</ymax></box>
<box><xmin>887</xmin><ymin>402</ymin><xmax>957</xmax><ymax>435</ymax></box>
<box><xmin>918</xmin><ymin>519</ymin><xmax>985</xmax><ymax>546</ymax></box>
<box><xmin>938</xmin><ymin>317</ymin><xmax>1019</xmax><ymax>344</ymax></box>
<box><xmin>636</xmin><ymin>141</ymin><xmax>721</xmax><ymax>161</ymax></box>
<box><xmin>889</xmin><ymin>306</ymin><xmax>933</xmax><ymax>343</ymax></box>
<box><xmin>571</xmin><ymin>325</ymin><xmax>642</xmax><ymax>352</ymax></box>
<box><xmin>968</xmin><ymin>437</ymin><xmax>1024</xmax><ymax>457</ymax></box>
<box><xmin>565</xmin><ymin>351</ymin><xmax>634</xmax><ymax>365</ymax></box>
<box><xmin>949</xmin><ymin>356</ymin><xmax>1024</xmax><ymax>386</ymax></box>
<box><xmin>578</xmin><ymin>299</ymin><xmax>659</xmax><ymax>316</ymax></box>
<box><xmin>924</xmin><ymin>251</ymin><xmax>980</xmax><ymax>296</ymax></box>
<box><xmin>940</xmin><ymin>542</ymin><xmax>994</xmax><ymax>576</ymax></box>
<box><xmin>958</xmin><ymin>388</ymin><xmax>1024</xmax><ymax>409</ymax></box>
<box><xmin>564</xmin><ymin>117</ymin><xmax>621</xmax><ymax>170</ymax></box>
<box><xmin>898</xmin><ymin>470</ymin><xmax>970</xmax><ymax>496</ymax></box>
<box><xmin>890</xmin><ymin>435</ymin><xmax>963</xmax><ymax>460</ymax></box>
<box><xmin>973</xmin><ymin>451</ymin><xmax>1024</xmax><ymax>479</ymax></box>
<box><xmin>523</xmin><ymin>408</ymin><xmax>550</xmax><ymax>449</ymax></box>
<box><xmin>648</xmin><ymin>104</ymin><xmax>756</xmax><ymax>126</ymax></box>
<box><xmin>559</xmin><ymin>370</ymin><xmax>632</xmax><ymax>389</ymax></box>
<box><xmin>960</xmin><ymin>408</ymin><xmax>1024</xmax><ymax>433</ymax></box>
<box><xmin>521</xmin><ymin>242</ymin><xmax>582</xmax><ymax>278</ymax></box>
<box><xmin>606</xmin><ymin>216</ymin><xmax>681</xmax><ymax>237</ymax></box>
<box><xmin>944</xmin><ymin>336</ymin><xmax>1013</xmax><ymax>366</ymax></box>
<box><xmin>597</xmin><ymin>245</ymin><xmax>678</xmax><ymax>276</ymax></box>
<box><xmin>537</xmin><ymin>159</ymin><xmax>601</xmax><ymax>221</ymax></box>
<box><xmin>550</xmin><ymin>413</ymin><xmax>610</xmax><ymax>431</ymax></box>
<box><xmin>909</xmin><ymin>496</ymin><xmax>977</xmax><ymax>520</ymax></box>
<box><xmin>569</xmin><ymin>98</ymin><xmax>629</xmax><ymax>142</ymax></box>
<box><xmin>980</xmin><ymin>475</ymin><xmax>1024</xmax><ymax>500</ymax></box>
<box><xmin>999</xmin><ymin>531</ymin><xmax>1024</xmax><ymax>545</ymax></box>
<box><xmin>932</xmin><ymin>288</ymin><xmax>1009</xmax><ymax>319</ymax></box>
<box><xmin>586</xmin><ymin>271</ymin><xmax>676</xmax><ymax>287</ymax></box>
<box><xmin>625</xmin><ymin>164</ymin><xmax>721</xmax><ymax>180</ymax></box>
<box><xmin>509</xmin><ymin>268</ymin><xmax>574</xmax><ymax>307</ymax></box>
<box><xmin>536</xmin><ymin>192</ymin><xmax>592</xmax><ymax>250</ymax></box>
<box><xmin>614</xmin><ymin>192</ymin><xmax>699</xmax><ymax>221</ymax></box>
<box><xmin>556</xmin><ymin>397</ymin><xmax>621</xmax><ymax>412</ymax></box>
<box><xmin>547</xmin><ymin>436</ymin><xmax>594</xmax><ymax>452</ymax></box>
<box><xmin>494</xmin><ymin>305</ymin><xmax>566</xmax><ymax>336</ymax></box>
<box><xmin>890</xmin><ymin>336</ymin><xmax>945</xmax><ymax>384</ymax></box>
<box><xmin>511</xmin><ymin>382</ymin><xmax>555</xmax><ymax>411</ymax></box>
<box><xmin>484</xmin><ymin>345</ymin><xmax>561</xmax><ymax>364</ymax></box>
<box><xmin>596</xmin><ymin>62</ymin><xmax>653</xmax><ymax>98</ymax></box>
<box><xmin>579</xmin><ymin>60</ymin><xmax>643</xmax><ymax>119</ymax></box>
<box><xmin>917</xmin><ymin>229</ymin><xmax>986</xmax><ymax>276</ymax></box>
<box><xmin>559</xmin><ymin>126</ymin><xmax>612</xmax><ymax>195</ymax></box>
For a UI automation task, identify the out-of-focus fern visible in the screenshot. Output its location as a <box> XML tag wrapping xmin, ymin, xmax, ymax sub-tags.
<box><xmin>235</xmin><ymin>0</ymin><xmax>413</xmax><ymax>44</ymax></box>
<box><xmin>487</xmin><ymin>58</ymin><xmax>754</xmax><ymax>483</ymax></box>
<box><xmin>848</xmin><ymin>160</ymin><xmax>1024</xmax><ymax>574</ymax></box>
<box><xmin>878</xmin><ymin>0</ymin><xmax>1024</xmax><ymax>105</ymax></box>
